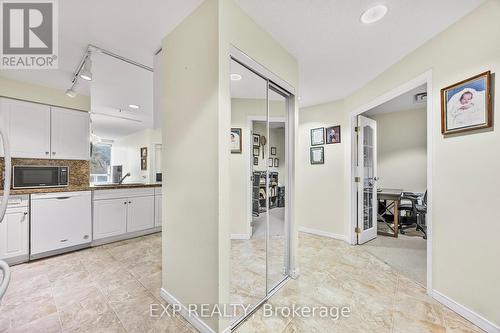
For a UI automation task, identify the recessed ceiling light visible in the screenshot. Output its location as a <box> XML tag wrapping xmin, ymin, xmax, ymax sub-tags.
<box><xmin>230</xmin><ymin>73</ymin><xmax>242</xmax><ymax>81</ymax></box>
<box><xmin>128</xmin><ymin>104</ymin><xmax>140</xmax><ymax>109</ymax></box>
<box><xmin>360</xmin><ymin>4</ymin><xmax>388</xmax><ymax>24</ymax></box>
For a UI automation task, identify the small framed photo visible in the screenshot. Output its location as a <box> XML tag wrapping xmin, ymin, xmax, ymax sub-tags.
<box><xmin>253</xmin><ymin>157</ymin><xmax>258</xmax><ymax>166</ymax></box>
<box><xmin>231</xmin><ymin>128</ymin><xmax>242</xmax><ymax>154</ymax></box>
<box><xmin>268</xmin><ymin>158</ymin><xmax>273</xmax><ymax>167</ymax></box>
<box><xmin>310</xmin><ymin>147</ymin><xmax>324</xmax><ymax>165</ymax></box>
<box><xmin>441</xmin><ymin>71</ymin><xmax>492</xmax><ymax>135</ymax></box>
<box><xmin>141</xmin><ymin>158</ymin><xmax>147</xmax><ymax>170</ymax></box>
<box><xmin>311</xmin><ymin>127</ymin><xmax>325</xmax><ymax>146</ymax></box>
<box><xmin>140</xmin><ymin>147</ymin><xmax>148</xmax><ymax>158</ymax></box>
<box><xmin>253</xmin><ymin>146</ymin><xmax>260</xmax><ymax>157</ymax></box>
<box><xmin>253</xmin><ymin>133</ymin><xmax>261</xmax><ymax>147</ymax></box>
<box><xmin>271</xmin><ymin>147</ymin><xmax>277</xmax><ymax>155</ymax></box>
<box><xmin>274</xmin><ymin>158</ymin><xmax>279</xmax><ymax>167</ymax></box>
<box><xmin>326</xmin><ymin>125</ymin><xmax>341</xmax><ymax>144</ymax></box>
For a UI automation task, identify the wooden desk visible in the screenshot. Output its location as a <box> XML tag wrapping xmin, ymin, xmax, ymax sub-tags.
<box><xmin>377</xmin><ymin>188</ymin><xmax>403</xmax><ymax>238</ymax></box>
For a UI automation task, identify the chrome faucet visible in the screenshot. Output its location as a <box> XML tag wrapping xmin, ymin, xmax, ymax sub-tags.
<box><xmin>118</xmin><ymin>172</ymin><xmax>131</xmax><ymax>184</ymax></box>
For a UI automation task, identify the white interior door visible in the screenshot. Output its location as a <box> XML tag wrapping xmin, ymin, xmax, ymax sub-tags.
<box><xmin>357</xmin><ymin>115</ymin><xmax>378</xmax><ymax>244</ymax></box>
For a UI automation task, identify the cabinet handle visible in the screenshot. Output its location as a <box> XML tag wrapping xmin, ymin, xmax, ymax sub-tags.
<box><xmin>56</xmin><ymin>196</ymin><xmax>71</xmax><ymax>200</ymax></box>
<box><xmin>52</xmin><ymin>152</ymin><xmax>56</xmax><ymax>155</ymax></box>
<box><xmin>128</xmin><ymin>201</ymin><xmax>132</xmax><ymax>204</ymax></box>
<box><xmin>45</xmin><ymin>151</ymin><xmax>49</xmax><ymax>155</ymax></box>
<box><xmin>124</xmin><ymin>201</ymin><xmax>127</xmax><ymax>205</ymax></box>
<box><xmin>23</xmin><ymin>212</ymin><xmax>28</xmax><ymax>215</ymax></box>
<box><xmin>60</xmin><ymin>239</ymin><xmax>68</xmax><ymax>242</ymax></box>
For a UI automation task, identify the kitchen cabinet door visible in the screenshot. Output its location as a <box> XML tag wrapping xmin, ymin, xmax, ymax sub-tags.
<box><xmin>0</xmin><ymin>98</ymin><xmax>51</xmax><ymax>158</ymax></box>
<box><xmin>51</xmin><ymin>107</ymin><xmax>90</xmax><ymax>160</ymax></box>
<box><xmin>93</xmin><ymin>198</ymin><xmax>128</xmax><ymax>240</ymax></box>
<box><xmin>0</xmin><ymin>207</ymin><xmax>29</xmax><ymax>261</ymax></box>
<box><xmin>154</xmin><ymin>194</ymin><xmax>162</xmax><ymax>228</ymax></box>
<box><xmin>127</xmin><ymin>196</ymin><xmax>154</xmax><ymax>233</ymax></box>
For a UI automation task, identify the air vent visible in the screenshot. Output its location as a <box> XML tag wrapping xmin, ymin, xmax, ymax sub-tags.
<box><xmin>414</xmin><ymin>92</ymin><xmax>427</xmax><ymax>104</ymax></box>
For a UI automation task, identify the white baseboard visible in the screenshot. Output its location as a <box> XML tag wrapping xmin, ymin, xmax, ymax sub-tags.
<box><xmin>298</xmin><ymin>226</ymin><xmax>348</xmax><ymax>243</ymax></box>
<box><xmin>160</xmin><ymin>288</ymin><xmax>220</xmax><ymax>333</ymax></box>
<box><xmin>230</xmin><ymin>233</ymin><xmax>251</xmax><ymax>240</ymax></box>
<box><xmin>431</xmin><ymin>289</ymin><xmax>500</xmax><ymax>333</ymax></box>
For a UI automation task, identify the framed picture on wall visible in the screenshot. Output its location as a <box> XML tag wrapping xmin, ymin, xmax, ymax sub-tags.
<box><xmin>140</xmin><ymin>147</ymin><xmax>148</xmax><ymax>158</ymax></box>
<box><xmin>274</xmin><ymin>158</ymin><xmax>279</xmax><ymax>167</ymax></box>
<box><xmin>441</xmin><ymin>71</ymin><xmax>492</xmax><ymax>135</ymax></box>
<box><xmin>310</xmin><ymin>147</ymin><xmax>324</xmax><ymax>165</ymax></box>
<box><xmin>141</xmin><ymin>158</ymin><xmax>147</xmax><ymax>170</ymax></box>
<box><xmin>268</xmin><ymin>158</ymin><xmax>273</xmax><ymax>167</ymax></box>
<box><xmin>231</xmin><ymin>128</ymin><xmax>242</xmax><ymax>154</ymax></box>
<box><xmin>271</xmin><ymin>147</ymin><xmax>277</xmax><ymax>155</ymax></box>
<box><xmin>310</xmin><ymin>127</ymin><xmax>325</xmax><ymax>146</ymax></box>
<box><xmin>253</xmin><ymin>157</ymin><xmax>258</xmax><ymax>166</ymax></box>
<box><xmin>253</xmin><ymin>133</ymin><xmax>261</xmax><ymax>147</ymax></box>
<box><xmin>253</xmin><ymin>146</ymin><xmax>260</xmax><ymax>157</ymax></box>
<box><xmin>326</xmin><ymin>125</ymin><xmax>341</xmax><ymax>144</ymax></box>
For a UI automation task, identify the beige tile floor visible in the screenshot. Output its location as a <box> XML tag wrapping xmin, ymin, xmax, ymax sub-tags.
<box><xmin>236</xmin><ymin>233</ymin><xmax>483</xmax><ymax>333</ymax></box>
<box><xmin>1</xmin><ymin>232</ymin><xmax>483</xmax><ymax>333</ymax></box>
<box><xmin>0</xmin><ymin>233</ymin><xmax>196</xmax><ymax>333</ymax></box>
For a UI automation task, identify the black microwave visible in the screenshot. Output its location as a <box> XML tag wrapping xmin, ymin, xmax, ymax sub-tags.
<box><xmin>12</xmin><ymin>166</ymin><xmax>69</xmax><ymax>189</ymax></box>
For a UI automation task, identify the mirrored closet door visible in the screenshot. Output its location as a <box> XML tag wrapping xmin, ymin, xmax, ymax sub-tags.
<box><xmin>229</xmin><ymin>57</ymin><xmax>291</xmax><ymax>327</ymax></box>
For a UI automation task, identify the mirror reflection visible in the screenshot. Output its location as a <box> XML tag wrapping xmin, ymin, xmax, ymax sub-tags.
<box><xmin>230</xmin><ymin>58</ymin><xmax>289</xmax><ymax>325</ymax></box>
<box><xmin>89</xmin><ymin>52</ymin><xmax>162</xmax><ymax>185</ymax></box>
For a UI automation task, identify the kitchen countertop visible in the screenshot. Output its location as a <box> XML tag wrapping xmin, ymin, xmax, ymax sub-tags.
<box><xmin>0</xmin><ymin>183</ymin><xmax>162</xmax><ymax>196</ymax></box>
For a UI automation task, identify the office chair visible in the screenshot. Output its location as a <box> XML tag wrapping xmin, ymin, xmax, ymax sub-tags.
<box><xmin>398</xmin><ymin>191</ymin><xmax>427</xmax><ymax>239</ymax></box>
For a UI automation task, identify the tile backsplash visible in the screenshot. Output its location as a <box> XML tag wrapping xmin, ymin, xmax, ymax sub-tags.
<box><xmin>0</xmin><ymin>158</ymin><xmax>90</xmax><ymax>188</ymax></box>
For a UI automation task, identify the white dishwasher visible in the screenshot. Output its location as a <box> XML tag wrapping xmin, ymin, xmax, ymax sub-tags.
<box><xmin>30</xmin><ymin>191</ymin><xmax>92</xmax><ymax>259</ymax></box>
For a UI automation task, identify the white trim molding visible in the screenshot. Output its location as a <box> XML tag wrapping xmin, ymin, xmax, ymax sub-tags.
<box><xmin>431</xmin><ymin>290</ymin><xmax>500</xmax><ymax>333</ymax></box>
<box><xmin>298</xmin><ymin>226</ymin><xmax>348</xmax><ymax>242</ymax></box>
<box><xmin>160</xmin><ymin>288</ymin><xmax>219</xmax><ymax>333</ymax></box>
<box><xmin>230</xmin><ymin>233</ymin><xmax>251</xmax><ymax>240</ymax></box>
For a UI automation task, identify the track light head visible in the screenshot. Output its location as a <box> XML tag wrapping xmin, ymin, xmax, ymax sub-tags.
<box><xmin>65</xmin><ymin>87</ymin><xmax>77</xmax><ymax>98</ymax></box>
<box><xmin>79</xmin><ymin>58</ymin><xmax>92</xmax><ymax>81</ymax></box>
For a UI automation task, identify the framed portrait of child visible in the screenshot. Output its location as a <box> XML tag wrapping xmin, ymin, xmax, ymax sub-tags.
<box><xmin>441</xmin><ymin>71</ymin><xmax>492</xmax><ymax>135</ymax></box>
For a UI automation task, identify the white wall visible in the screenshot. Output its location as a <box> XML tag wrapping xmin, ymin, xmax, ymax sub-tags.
<box><xmin>370</xmin><ymin>108</ymin><xmax>427</xmax><ymax>192</ymax></box>
<box><xmin>0</xmin><ymin>76</ymin><xmax>90</xmax><ymax>111</ymax></box>
<box><xmin>111</xmin><ymin>128</ymin><xmax>161</xmax><ymax>183</ymax></box>
<box><xmin>297</xmin><ymin>100</ymin><xmax>346</xmax><ymax>238</ymax></box>
<box><xmin>297</xmin><ymin>1</ymin><xmax>499</xmax><ymax>328</ymax></box>
<box><xmin>162</xmin><ymin>0</ymin><xmax>298</xmax><ymax>331</ymax></box>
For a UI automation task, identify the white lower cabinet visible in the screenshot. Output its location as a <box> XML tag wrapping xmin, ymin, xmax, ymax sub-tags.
<box><xmin>93</xmin><ymin>188</ymin><xmax>159</xmax><ymax>243</ymax></box>
<box><xmin>93</xmin><ymin>198</ymin><xmax>128</xmax><ymax>239</ymax></box>
<box><xmin>127</xmin><ymin>196</ymin><xmax>154</xmax><ymax>233</ymax></box>
<box><xmin>0</xmin><ymin>196</ymin><xmax>29</xmax><ymax>264</ymax></box>
<box><xmin>154</xmin><ymin>194</ymin><xmax>162</xmax><ymax>228</ymax></box>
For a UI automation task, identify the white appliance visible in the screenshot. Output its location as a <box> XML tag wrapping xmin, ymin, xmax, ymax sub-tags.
<box><xmin>30</xmin><ymin>191</ymin><xmax>92</xmax><ymax>259</ymax></box>
<box><xmin>0</xmin><ymin>126</ymin><xmax>12</xmax><ymax>300</ymax></box>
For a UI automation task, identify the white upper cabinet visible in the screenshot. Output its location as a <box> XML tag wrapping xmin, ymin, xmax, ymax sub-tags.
<box><xmin>51</xmin><ymin>107</ymin><xmax>90</xmax><ymax>160</ymax></box>
<box><xmin>0</xmin><ymin>98</ymin><xmax>51</xmax><ymax>159</ymax></box>
<box><xmin>0</xmin><ymin>98</ymin><xmax>90</xmax><ymax>160</ymax></box>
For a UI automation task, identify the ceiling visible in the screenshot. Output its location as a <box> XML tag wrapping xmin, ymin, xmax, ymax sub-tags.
<box><xmin>0</xmin><ymin>0</ymin><xmax>203</xmax><ymax>96</ymax></box>
<box><xmin>90</xmin><ymin>52</ymin><xmax>153</xmax><ymax>140</ymax></box>
<box><xmin>236</xmin><ymin>0</ymin><xmax>484</xmax><ymax>106</ymax></box>
<box><xmin>364</xmin><ymin>84</ymin><xmax>427</xmax><ymax>116</ymax></box>
<box><xmin>0</xmin><ymin>0</ymin><xmax>485</xmax><ymax>108</ymax></box>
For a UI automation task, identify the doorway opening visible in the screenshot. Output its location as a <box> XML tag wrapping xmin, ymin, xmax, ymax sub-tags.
<box><xmin>348</xmin><ymin>72</ymin><xmax>432</xmax><ymax>289</ymax></box>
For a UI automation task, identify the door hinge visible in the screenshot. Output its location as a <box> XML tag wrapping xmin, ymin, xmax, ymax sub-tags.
<box><xmin>354</xmin><ymin>176</ymin><xmax>361</xmax><ymax>183</ymax></box>
<box><xmin>355</xmin><ymin>126</ymin><xmax>360</xmax><ymax>132</ymax></box>
<box><xmin>355</xmin><ymin>227</ymin><xmax>361</xmax><ymax>234</ymax></box>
